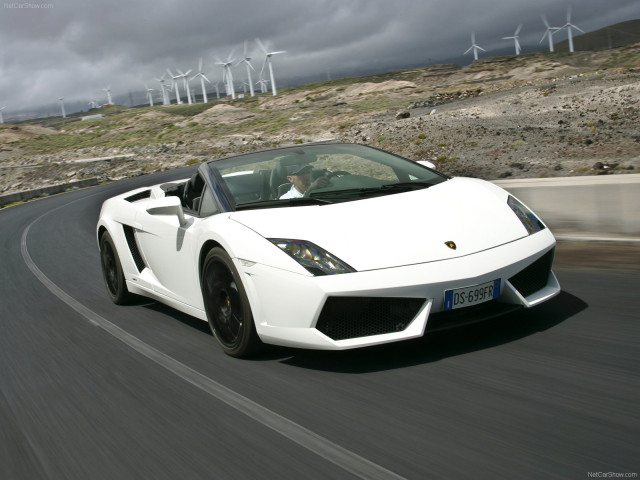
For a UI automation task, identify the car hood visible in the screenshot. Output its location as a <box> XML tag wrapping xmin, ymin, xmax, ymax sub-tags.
<box><xmin>229</xmin><ymin>177</ymin><xmax>529</xmax><ymax>271</ymax></box>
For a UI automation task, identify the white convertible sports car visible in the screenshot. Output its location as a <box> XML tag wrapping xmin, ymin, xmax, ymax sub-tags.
<box><xmin>97</xmin><ymin>143</ymin><xmax>560</xmax><ymax>357</ymax></box>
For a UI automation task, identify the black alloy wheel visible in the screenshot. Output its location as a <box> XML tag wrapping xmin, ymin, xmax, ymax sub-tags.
<box><xmin>201</xmin><ymin>247</ymin><xmax>261</xmax><ymax>357</ymax></box>
<box><xmin>100</xmin><ymin>231</ymin><xmax>133</xmax><ymax>305</ymax></box>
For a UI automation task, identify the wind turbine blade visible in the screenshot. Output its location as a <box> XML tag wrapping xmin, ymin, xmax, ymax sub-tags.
<box><xmin>541</xmin><ymin>14</ymin><xmax>550</xmax><ymax>28</ymax></box>
<box><xmin>198</xmin><ymin>58</ymin><xmax>203</xmax><ymax>72</ymax></box>
<box><xmin>184</xmin><ymin>69</ymin><xmax>192</xmax><ymax>76</ymax></box>
<box><xmin>256</xmin><ymin>37</ymin><xmax>268</xmax><ymax>54</ymax></box>
<box><xmin>464</xmin><ymin>46</ymin><xmax>473</xmax><ymax>55</ymax></box>
<box><xmin>167</xmin><ymin>68</ymin><xmax>174</xmax><ymax>77</ymax></box>
<box><xmin>471</xmin><ymin>32</ymin><xmax>476</xmax><ymax>43</ymax></box>
<box><xmin>477</xmin><ymin>46</ymin><xmax>486</xmax><ymax>52</ymax></box>
<box><xmin>270</xmin><ymin>50</ymin><xmax>286</xmax><ymax>55</ymax></box>
<box><xmin>201</xmin><ymin>75</ymin><xmax>211</xmax><ymax>83</ymax></box>
<box><xmin>515</xmin><ymin>24</ymin><xmax>522</xmax><ymax>35</ymax></box>
<box><xmin>574</xmin><ymin>25</ymin><xmax>585</xmax><ymax>34</ymax></box>
<box><xmin>567</xmin><ymin>6</ymin><xmax>572</xmax><ymax>23</ymax></box>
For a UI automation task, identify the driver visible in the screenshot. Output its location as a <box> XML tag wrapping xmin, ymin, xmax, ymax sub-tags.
<box><xmin>279</xmin><ymin>164</ymin><xmax>330</xmax><ymax>199</ymax></box>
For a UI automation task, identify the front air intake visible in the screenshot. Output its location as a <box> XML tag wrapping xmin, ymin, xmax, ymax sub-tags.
<box><xmin>316</xmin><ymin>297</ymin><xmax>425</xmax><ymax>341</ymax></box>
<box><xmin>509</xmin><ymin>248</ymin><xmax>554</xmax><ymax>298</ymax></box>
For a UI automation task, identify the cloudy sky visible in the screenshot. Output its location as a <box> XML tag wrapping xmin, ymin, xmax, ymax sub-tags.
<box><xmin>0</xmin><ymin>0</ymin><xmax>637</xmax><ymax>117</ymax></box>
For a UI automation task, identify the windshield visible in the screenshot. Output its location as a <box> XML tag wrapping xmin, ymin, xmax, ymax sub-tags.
<box><xmin>207</xmin><ymin>143</ymin><xmax>448</xmax><ymax>209</ymax></box>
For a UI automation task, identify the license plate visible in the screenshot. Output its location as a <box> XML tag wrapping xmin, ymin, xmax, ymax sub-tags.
<box><xmin>444</xmin><ymin>279</ymin><xmax>501</xmax><ymax>311</ymax></box>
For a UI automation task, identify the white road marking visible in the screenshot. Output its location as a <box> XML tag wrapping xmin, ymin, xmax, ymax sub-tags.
<box><xmin>20</xmin><ymin>197</ymin><xmax>407</xmax><ymax>480</ymax></box>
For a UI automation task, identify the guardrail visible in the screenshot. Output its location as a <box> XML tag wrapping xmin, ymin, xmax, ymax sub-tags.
<box><xmin>492</xmin><ymin>174</ymin><xmax>640</xmax><ymax>239</ymax></box>
<box><xmin>0</xmin><ymin>178</ymin><xmax>99</xmax><ymax>206</ymax></box>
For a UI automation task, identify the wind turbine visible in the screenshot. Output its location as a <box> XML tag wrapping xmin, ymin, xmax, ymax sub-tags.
<box><xmin>103</xmin><ymin>85</ymin><xmax>113</xmax><ymax>104</ymax></box>
<box><xmin>464</xmin><ymin>32</ymin><xmax>486</xmax><ymax>61</ymax></box>
<box><xmin>258</xmin><ymin>79</ymin><xmax>268</xmax><ymax>93</ymax></box>
<box><xmin>145</xmin><ymin>84</ymin><xmax>154</xmax><ymax>107</ymax></box>
<box><xmin>256</xmin><ymin>38</ymin><xmax>286</xmax><ymax>96</ymax></box>
<box><xmin>540</xmin><ymin>15</ymin><xmax>561</xmax><ymax>52</ymax></box>
<box><xmin>502</xmin><ymin>24</ymin><xmax>523</xmax><ymax>55</ymax></box>
<box><xmin>215</xmin><ymin>52</ymin><xmax>236</xmax><ymax>100</ymax></box>
<box><xmin>155</xmin><ymin>74</ymin><xmax>170</xmax><ymax>105</ymax></box>
<box><xmin>58</xmin><ymin>97</ymin><xmax>66</xmax><ymax>118</ymax></box>
<box><xmin>0</xmin><ymin>106</ymin><xmax>5</xmax><ymax>124</ymax></box>
<box><xmin>191</xmin><ymin>58</ymin><xmax>211</xmax><ymax>103</ymax></box>
<box><xmin>239</xmin><ymin>40</ymin><xmax>256</xmax><ymax>97</ymax></box>
<box><xmin>560</xmin><ymin>7</ymin><xmax>584</xmax><ymax>53</ymax></box>
<box><xmin>177</xmin><ymin>68</ymin><xmax>193</xmax><ymax>104</ymax></box>
<box><xmin>166</xmin><ymin>69</ymin><xmax>183</xmax><ymax>104</ymax></box>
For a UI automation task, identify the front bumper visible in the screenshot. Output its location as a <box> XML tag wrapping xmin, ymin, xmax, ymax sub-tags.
<box><xmin>237</xmin><ymin>230</ymin><xmax>560</xmax><ymax>350</ymax></box>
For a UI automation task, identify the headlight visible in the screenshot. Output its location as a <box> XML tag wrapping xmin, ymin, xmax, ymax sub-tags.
<box><xmin>268</xmin><ymin>239</ymin><xmax>356</xmax><ymax>276</ymax></box>
<box><xmin>507</xmin><ymin>195</ymin><xmax>545</xmax><ymax>234</ymax></box>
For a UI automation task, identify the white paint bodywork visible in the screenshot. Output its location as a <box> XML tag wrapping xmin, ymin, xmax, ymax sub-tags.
<box><xmin>97</xmin><ymin>175</ymin><xmax>560</xmax><ymax>351</ymax></box>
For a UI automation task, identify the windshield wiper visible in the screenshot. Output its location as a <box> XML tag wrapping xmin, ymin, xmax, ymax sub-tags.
<box><xmin>235</xmin><ymin>197</ymin><xmax>333</xmax><ymax>210</ymax></box>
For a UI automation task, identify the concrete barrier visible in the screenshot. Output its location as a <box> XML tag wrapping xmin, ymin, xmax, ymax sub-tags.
<box><xmin>2</xmin><ymin>173</ymin><xmax>638</xmax><ymax>240</ymax></box>
<box><xmin>0</xmin><ymin>178</ymin><xmax>99</xmax><ymax>206</ymax></box>
<box><xmin>492</xmin><ymin>174</ymin><xmax>640</xmax><ymax>238</ymax></box>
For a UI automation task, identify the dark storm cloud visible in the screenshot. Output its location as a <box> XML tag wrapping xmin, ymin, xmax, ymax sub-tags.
<box><xmin>0</xmin><ymin>0</ymin><xmax>637</xmax><ymax>115</ymax></box>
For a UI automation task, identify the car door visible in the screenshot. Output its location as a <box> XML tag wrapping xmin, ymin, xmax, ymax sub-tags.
<box><xmin>134</xmin><ymin>174</ymin><xmax>206</xmax><ymax>307</ymax></box>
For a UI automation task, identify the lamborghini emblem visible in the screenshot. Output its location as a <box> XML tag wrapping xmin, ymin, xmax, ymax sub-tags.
<box><xmin>445</xmin><ymin>241</ymin><xmax>457</xmax><ymax>250</ymax></box>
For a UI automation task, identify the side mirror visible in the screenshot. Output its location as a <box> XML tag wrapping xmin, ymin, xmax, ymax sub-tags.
<box><xmin>417</xmin><ymin>160</ymin><xmax>436</xmax><ymax>170</ymax></box>
<box><xmin>146</xmin><ymin>196</ymin><xmax>186</xmax><ymax>226</ymax></box>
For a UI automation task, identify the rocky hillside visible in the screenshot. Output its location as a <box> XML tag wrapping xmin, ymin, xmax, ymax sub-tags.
<box><xmin>1</xmin><ymin>43</ymin><xmax>639</xmax><ymax>198</ymax></box>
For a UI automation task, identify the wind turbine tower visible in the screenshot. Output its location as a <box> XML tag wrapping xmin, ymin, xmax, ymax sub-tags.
<box><xmin>103</xmin><ymin>85</ymin><xmax>113</xmax><ymax>105</ymax></box>
<box><xmin>464</xmin><ymin>32</ymin><xmax>486</xmax><ymax>61</ymax></box>
<box><xmin>177</xmin><ymin>69</ymin><xmax>193</xmax><ymax>104</ymax></box>
<box><xmin>256</xmin><ymin>38</ymin><xmax>286</xmax><ymax>96</ymax></box>
<box><xmin>145</xmin><ymin>85</ymin><xmax>154</xmax><ymax>107</ymax></box>
<box><xmin>167</xmin><ymin>69</ymin><xmax>183</xmax><ymax>104</ymax></box>
<box><xmin>0</xmin><ymin>106</ymin><xmax>5</xmax><ymax>124</ymax></box>
<box><xmin>191</xmin><ymin>58</ymin><xmax>211</xmax><ymax>103</ymax></box>
<box><xmin>502</xmin><ymin>24</ymin><xmax>523</xmax><ymax>55</ymax></box>
<box><xmin>240</xmin><ymin>41</ymin><xmax>256</xmax><ymax>97</ymax></box>
<box><xmin>540</xmin><ymin>15</ymin><xmax>561</xmax><ymax>52</ymax></box>
<box><xmin>561</xmin><ymin>7</ymin><xmax>584</xmax><ymax>53</ymax></box>
<box><xmin>155</xmin><ymin>74</ymin><xmax>170</xmax><ymax>105</ymax></box>
<box><xmin>216</xmin><ymin>52</ymin><xmax>236</xmax><ymax>100</ymax></box>
<box><xmin>59</xmin><ymin>97</ymin><xmax>66</xmax><ymax>118</ymax></box>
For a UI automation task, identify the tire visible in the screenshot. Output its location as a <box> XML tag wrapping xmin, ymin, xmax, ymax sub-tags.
<box><xmin>201</xmin><ymin>247</ymin><xmax>262</xmax><ymax>357</ymax></box>
<box><xmin>100</xmin><ymin>231</ymin><xmax>134</xmax><ymax>305</ymax></box>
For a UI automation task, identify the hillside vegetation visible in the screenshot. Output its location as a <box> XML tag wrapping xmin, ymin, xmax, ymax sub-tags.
<box><xmin>1</xmin><ymin>41</ymin><xmax>639</xmax><ymax>196</ymax></box>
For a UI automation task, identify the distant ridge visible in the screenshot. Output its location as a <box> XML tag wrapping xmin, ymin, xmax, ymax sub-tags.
<box><xmin>555</xmin><ymin>19</ymin><xmax>640</xmax><ymax>51</ymax></box>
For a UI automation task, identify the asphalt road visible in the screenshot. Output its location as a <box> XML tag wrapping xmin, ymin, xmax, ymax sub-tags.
<box><xmin>1</xmin><ymin>173</ymin><xmax>638</xmax><ymax>480</ymax></box>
